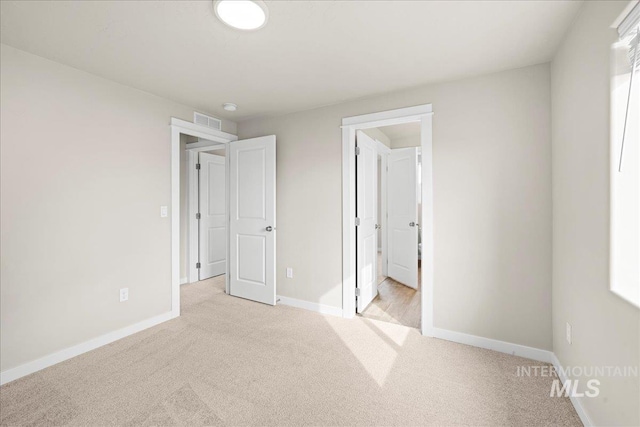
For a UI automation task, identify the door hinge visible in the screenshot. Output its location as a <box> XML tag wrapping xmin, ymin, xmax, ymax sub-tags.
<box><xmin>354</xmin><ymin>217</ymin><xmax>361</xmax><ymax>226</ymax></box>
<box><xmin>355</xmin><ymin>288</ymin><xmax>361</xmax><ymax>297</ymax></box>
<box><xmin>196</xmin><ymin>213</ymin><xmax>201</xmax><ymax>220</ymax></box>
<box><xmin>196</xmin><ymin>262</ymin><xmax>201</xmax><ymax>269</ymax></box>
<box><xmin>355</xmin><ymin>147</ymin><xmax>361</xmax><ymax>156</ymax></box>
<box><xmin>196</xmin><ymin>163</ymin><xmax>201</xmax><ymax>170</ymax></box>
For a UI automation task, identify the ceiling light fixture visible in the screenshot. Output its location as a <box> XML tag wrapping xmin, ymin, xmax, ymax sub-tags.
<box><xmin>223</xmin><ymin>103</ymin><xmax>238</xmax><ymax>112</ymax></box>
<box><xmin>214</xmin><ymin>0</ymin><xmax>268</xmax><ymax>31</ymax></box>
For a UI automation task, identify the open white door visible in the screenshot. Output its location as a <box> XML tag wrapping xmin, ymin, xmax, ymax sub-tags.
<box><xmin>229</xmin><ymin>135</ymin><xmax>276</xmax><ymax>305</ymax></box>
<box><xmin>356</xmin><ymin>131</ymin><xmax>378</xmax><ymax>312</ymax></box>
<box><xmin>199</xmin><ymin>152</ymin><xmax>226</xmax><ymax>280</ymax></box>
<box><xmin>387</xmin><ymin>147</ymin><xmax>419</xmax><ymax>289</ymax></box>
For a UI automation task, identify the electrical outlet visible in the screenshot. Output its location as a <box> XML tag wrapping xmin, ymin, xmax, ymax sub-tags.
<box><xmin>160</xmin><ymin>206</ymin><xmax>168</xmax><ymax>218</ymax></box>
<box><xmin>286</xmin><ymin>268</ymin><xmax>293</xmax><ymax>279</ymax></box>
<box><xmin>566</xmin><ymin>322</ymin><xmax>572</xmax><ymax>344</ymax></box>
<box><xmin>120</xmin><ymin>288</ymin><xmax>129</xmax><ymax>302</ymax></box>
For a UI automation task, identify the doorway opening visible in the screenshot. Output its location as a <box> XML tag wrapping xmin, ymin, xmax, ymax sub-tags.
<box><xmin>341</xmin><ymin>104</ymin><xmax>433</xmax><ymax>336</ymax></box>
<box><xmin>357</xmin><ymin>124</ymin><xmax>422</xmax><ymax>329</ymax></box>
<box><xmin>184</xmin><ymin>139</ymin><xmax>227</xmax><ymax>284</ymax></box>
<box><xmin>170</xmin><ymin>118</ymin><xmax>278</xmax><ymax>315</ymax></box>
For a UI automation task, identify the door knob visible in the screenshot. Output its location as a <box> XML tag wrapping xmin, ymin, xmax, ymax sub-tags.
<box><xmin>375</xmin><ymin>224</ymin><xmax>381</xmax><ymax>229</ymax></box>
<box><xmin>409</xmin><ymin>222</ymin><xmax>415</xmax><ymax>227</ymax></box>
<box><xmin>266</xmin><ymin>226</ymin><xmax>274</xmax><ymax>232</ymax></box>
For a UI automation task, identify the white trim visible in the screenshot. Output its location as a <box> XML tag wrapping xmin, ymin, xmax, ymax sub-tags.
<box><xmin>342</xmin><ymin>104</ymin><xmax>433</xmax><ymax>128</ymax></box>
<box><xmin>0</xmin><ymin>311</ymin><xmax>177</xmax><ymax>385</ymax></box>
<box><xmin>185</xmin><ymin>141</ymin><xmax>227</xmax><ymax>152</ymax></box>
<box><xmin>225</xmin><ymin>143</ymin><xmax>231</xmax><ymax>295</ymax></box>
<box><xmin>420</xmin><ymin>114</ymin><xmax>434</xmax><ymax>336</ymax></box>
<box><xmin>431</xmin><ymin>327</ymin><xmax>589</xmax><ymax>425</ymax></box>
<box><xmin>432</xmin><ymin>327</ymin><xmax>553</xmax><ymax>363</ymax></box>
<box><xmin>180</xmin><ymin>277</ymin><xmax>188</xmax><ymax>285</ymax></box>
<box><xmin>171</xmin><ymin>126</ymin><xmax>181</xmax><ymax>317</ymax></box>
<box><xmin>170</xmin><ymin>118</ymin><xmax>237</xmax><ymax>142</ymax></box>
<box><xmin>342</xmin><ymin>126</ymin><xmax>357</xmax><ymax>318</ymax></box>
<box><xmin>377</xmin><ymin>142</ymin><xmax>390</xmax><ymax>276</ymax></box>
<box><xmin>187</xmin><ymin>150</ymin><xmax>199</xmax><ymax>284</ymax></box>
<box><xmin>341</xmin><ymin>104</ymin><xmax>434</xmax><ymax>338</ymax></box>
<box><xmin>550</xmin><ymin>354</ymin><xmax>593</xmax><ymax>426</ymax></box>
<box><xmin>170</xmin><ymin>118</ymin><xmax>236</xmax><ymax>315</ymax></box>
<box><xmin>277</xmin><ymin>295</ymin><xmax>343</xmax><ymax>317</ymax></box>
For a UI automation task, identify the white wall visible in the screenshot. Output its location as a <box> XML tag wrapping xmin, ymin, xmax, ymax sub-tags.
<box><xmin>238</xmin><ymin>63</ymin><xmax>552</xmax><ymax>350</ymax></box>
<box><xmin>551</xmin><ymin>1</ymin><xmax>640</xmax><ymax>425</ymax></box>
<box><xmin>0</xmin><ymin>44</ymin><xmax>236</xmax><ymax>372</ymax></box>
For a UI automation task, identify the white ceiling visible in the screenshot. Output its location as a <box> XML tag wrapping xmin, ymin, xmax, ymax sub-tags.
<box><xmin>0</xmin><ymin>1</ymin><xmax>582</xmax><ymax>122</ymax></box>
<box><xmin>378</xmin><ymin>122</ymin><xmax>422</xmax><ymax>141</ymax></box>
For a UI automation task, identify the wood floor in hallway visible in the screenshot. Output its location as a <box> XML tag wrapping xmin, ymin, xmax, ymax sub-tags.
<box><xmin>359</xmin><ymin>254</ymin><xmax>421</xmax><ymax>329</ymax></box>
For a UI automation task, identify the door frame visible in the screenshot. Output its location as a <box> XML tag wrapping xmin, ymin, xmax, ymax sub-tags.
<box><xmin>341</xmin><ymin>104</ymin><xmax>434</xmax><ymax>336</ymax></box>
<box><xmin>170</xmin><ymin>118</ymin><xmax>237</xmax><ymax>317</ymax></box>
<box><xmin>375</xmin><ymin>140</ymin><xmax>390</xmax><ymax>277</ymax></box>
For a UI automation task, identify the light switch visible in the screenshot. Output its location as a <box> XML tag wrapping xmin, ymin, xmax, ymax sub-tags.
<box><xmin>286</xmin><ymin>268</ymin><xmax>293</xmax><ymax>278</ymax></box>
<box><xmin>160</xmin><ymin>206</ymin><xmax>168</xmax><ymax>218</ymax></box>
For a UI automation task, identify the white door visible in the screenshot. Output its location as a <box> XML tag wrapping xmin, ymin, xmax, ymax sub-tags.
<box><xmin>387</xmin><ymin>147</ymin><xmax>419</xmax><ymax>289</ymax></box>
<box><xmin>199</xmin><ymin>152</ymin><xmax>226</xmax><ymax>280</ymax></box>
<box><xmin>229</xmin><ymin>135</ymin><xmax>276</xmax><ymax>305</ymax></box>
<box><xmin>356</xmin><ymin>131</ymin><xmax>378</xmax><ymax>312</ymax></box>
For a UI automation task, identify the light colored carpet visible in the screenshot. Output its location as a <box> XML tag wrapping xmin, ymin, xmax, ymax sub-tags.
<box><xmin>0</xmin><ymin>276</ymin><xmax>581</xmax><ymax>426</ymax></box>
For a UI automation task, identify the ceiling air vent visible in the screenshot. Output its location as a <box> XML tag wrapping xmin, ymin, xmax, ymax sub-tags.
<box><xmin>193</xmin><ymin>112</ymin><xmax>222</xmax><ymax>131</ymax></box>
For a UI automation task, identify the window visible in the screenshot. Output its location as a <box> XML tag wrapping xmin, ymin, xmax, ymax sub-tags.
<box><xmin>611</xmin><ymin>3</ymin><xmax>640</xmax><ymax>307</ymax></box>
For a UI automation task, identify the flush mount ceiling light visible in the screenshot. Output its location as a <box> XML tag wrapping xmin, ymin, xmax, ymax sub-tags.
<box><xmin>223</xmin><ymin>103</ymin><xmax>238</xmax><ymax>112</ymax></box>
<box><xmin>214</xmin><ymin>0</ymin><xmax>268</xmax><ymax>31</ymax></box>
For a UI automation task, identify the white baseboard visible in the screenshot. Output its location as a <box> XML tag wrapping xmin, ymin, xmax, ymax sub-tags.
<box><xmin>277</xmin><ymin>295</ymin><xmax>343</xmax><ymax>317</ymax></box>
<box><xmin>551</xmin><ymin>354</ymin><xmax>592</xmax><ymax>426</ymax></box>
<box><xmin>432</xmin><ymin>328</ymin><xmax>588</xmax><ymax>425</ymax></box>
<box><xmin>180</xmin><ymin>277</ymin><xmax>188</xmax><ymax>285</ymax></box>
<box><xmin>431</xmin><ymin>327</ymin><xmax>554</xmax><ymax>363</ymax></box>
<box><xmin>0</xmin><ymin>310</ymin><xmax>178</xmax><ymax>386</ymax></box>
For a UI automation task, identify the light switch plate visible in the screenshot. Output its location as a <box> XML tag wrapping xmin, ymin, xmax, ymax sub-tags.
<box><xmin>286</xmin><ymin>268</ymin><xmax>293</xmax><ymax>279</ymax></box>
<box><xmin>160</xmin><ymin>206</ymin><xmax>168</xmax><ymax>218</ymax></box>
<box><xmin>120</xmin><ymin>288</ymin><xmax>129</xmax><ymax>302</ymax></box>
<box><xmin>566</xmin><ymin>322</ymin><xmax>572</xmax><ymax>344</ymax></box>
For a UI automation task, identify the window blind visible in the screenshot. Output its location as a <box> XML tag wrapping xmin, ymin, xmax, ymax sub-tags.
<box><xmin>618</xmin><ymin>2</ymin><xmax>640</xmax><ymax>40</ymax></box>
<box><xmin>617</xmin><ymin>3</ymin><xmax>640</xmax><ymax>171</ymax></box>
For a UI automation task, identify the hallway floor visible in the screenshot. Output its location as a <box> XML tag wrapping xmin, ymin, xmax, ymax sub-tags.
<box><xmin>360</xmin><ymin>253</ymin><xmax>421</xmax><ymax>329</ymax></box>
<box><xmin>360</xmin><ymin>276</ymin><xmax>421</xmax><ymax>329</ymax></box>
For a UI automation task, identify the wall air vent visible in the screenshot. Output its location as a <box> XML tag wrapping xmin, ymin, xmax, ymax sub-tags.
<box><xmin>193</xmin><ymin>112</ymin><xmax>222</xmax><ymax>131</ymax></box>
